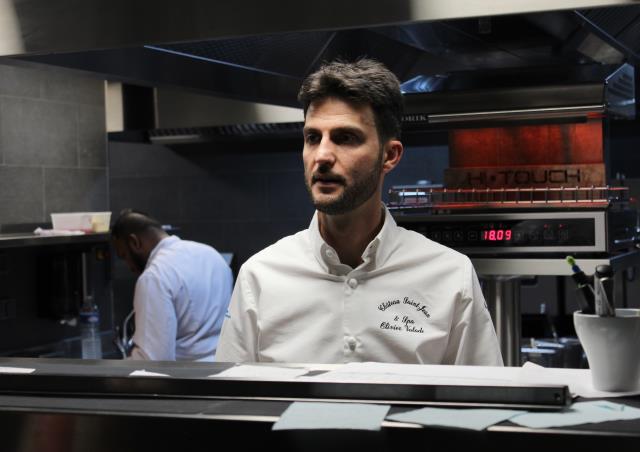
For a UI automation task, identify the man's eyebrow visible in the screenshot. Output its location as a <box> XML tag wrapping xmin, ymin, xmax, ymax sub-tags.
<box><xmin>331</xmin><ymin>126</ymin><xmax>365</xmax><ymax>135</ymax></box>
<box><xmin>302</xmin><ymin>125</ymin><xmax>365</xmax><ymax>136</ymax></box>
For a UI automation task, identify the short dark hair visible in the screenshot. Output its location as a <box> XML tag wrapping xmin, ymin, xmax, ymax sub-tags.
<box><xmin>111</xmin><ymin>209</ymin><xmax>163</xmax><ymax>239</ymax></box>
<box><xmin>297</xmin><ymin>58</ymin><xmax>403</xmax><ymax>142</ymax></box>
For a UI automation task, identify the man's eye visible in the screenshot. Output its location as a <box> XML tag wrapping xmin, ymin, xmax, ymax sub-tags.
<box><xmin>335</xmin><ymin>133</ymin><xmax>358</xmax><ymax>145</ymax></box>
<box><xmin>305</xmin><ymin>134</ymin><xmax>320</xmax><ymax>144</ymax></box>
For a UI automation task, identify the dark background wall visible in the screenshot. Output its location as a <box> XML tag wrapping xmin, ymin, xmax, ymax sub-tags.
<box><xmin>0</xmin><ymin>62</ymin><xmax>110</xmax><ymax>356</ymax></box>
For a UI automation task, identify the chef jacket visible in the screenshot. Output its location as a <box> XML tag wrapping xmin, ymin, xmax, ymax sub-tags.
<box><xmin>216</xmin><ymin>207</ymin><xmax>503</xmax><ymax>365</ymax></box>
<box><xmin>130</xmin><ymin>236</ymin><xmax>233</xmax><ymax>361</ymax></box>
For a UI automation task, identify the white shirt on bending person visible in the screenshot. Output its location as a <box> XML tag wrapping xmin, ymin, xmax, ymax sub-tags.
<box><xmin>130</xmin><ymin>236</ymin><xmax>233</xmax><ymax>361</ymax></box>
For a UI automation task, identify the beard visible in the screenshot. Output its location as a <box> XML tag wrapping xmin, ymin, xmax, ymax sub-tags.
<box><xmin>305</xmin><ymin>155</ymin><xmax>383</xmax><ymax>215</ymax></box>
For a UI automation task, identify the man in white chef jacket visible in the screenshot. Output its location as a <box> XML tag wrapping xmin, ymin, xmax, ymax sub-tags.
<box><xmin>112</xmin><ymin>209</ymin><xmax>233</xmax><ymax>361</ymax></box>
<box><xmin>216</xmin><ymin>59</ymin><xmax>503</xmax><ymax>366</ymax></box>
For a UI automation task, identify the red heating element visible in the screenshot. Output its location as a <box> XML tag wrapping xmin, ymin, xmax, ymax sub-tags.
<box><xmin>445</xmin><ymin>121</ymin><xmax>605</xmax><ymax>188</ymax></box>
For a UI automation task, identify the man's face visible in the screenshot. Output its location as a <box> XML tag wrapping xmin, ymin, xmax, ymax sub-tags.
<box><xmin>113</xmin><ymin>236</ymin><xmax>147</xmax><ymax>276</ymax></box>
<box><xmin>302</xmin><ymin>97</ymin><xmax>385</xmax><ymax>215</ymax></box>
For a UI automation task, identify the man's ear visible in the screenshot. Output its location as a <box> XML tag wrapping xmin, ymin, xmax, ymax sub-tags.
<box><xmin>382</xmin><ymin>140</ymin><xmax>403</xmax><ymax>174</ymax></box>
<box><xmin>127</xmin><ymin>233</ymin><xmax>142</xmax><ymax>252</ymax></box>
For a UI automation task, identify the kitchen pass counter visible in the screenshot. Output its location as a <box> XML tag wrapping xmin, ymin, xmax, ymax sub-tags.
<box><xmin>0</xmin><ymin>358</ymin><xmax>639</xmax><ymax>452</ymax></box>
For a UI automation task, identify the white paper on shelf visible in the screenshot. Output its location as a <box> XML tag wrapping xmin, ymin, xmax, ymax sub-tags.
<box><xmin>515</xmin><ymin>362</ymin><xmax>640</xmax><ymax>398</ymax></box>
<box><xmin>0</xmin><ymin>366</ymin><xmax>35</xmax><ymax>374</ymax></box>
<box><xmin>204</xmin><ymin>361</ymin><xmax>637</xmax><ymax>399</ymax></box>
<box><xmin>510</xmin><ymin>400</ymin><xmax>640</xmax><ymax>428</ymax></box>
<box><xmin>208</xmin><ymin>364</ymin><xmax>310</xmax><ymax>380</ymax></box>
<box><xmin>272</xmin><ymin>402</ymin><xmax>390</xmax><ymax>431</ymax></box>
<box><xmin>387</xmin><ymin>407</ymin><xmax>525</xmax><ymax>431</ymax></box>
<box><xmin>301</xmin><ymin>361</ymin><xmax>523</xmax><ymax>386</ymax></box>
<box><xmin>33</xmin><ymin>227</ymin><xmax>85</xmax><ymax>236</ymax></box>
<box><xmin>129</xmin><ymin>369</ymin><xmax>170</xmax><ymax>377</ymax></box>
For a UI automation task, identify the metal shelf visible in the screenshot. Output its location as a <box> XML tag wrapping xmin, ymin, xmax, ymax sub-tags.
<box><xmin>0</xmin><ymin>232</ymin><xmax>110</xmax><ymax>250</ymax></box>
<box><xmin>471</xmin><ymin>249</ymin><xmax>640</xmax><ymax>276</ymax></box>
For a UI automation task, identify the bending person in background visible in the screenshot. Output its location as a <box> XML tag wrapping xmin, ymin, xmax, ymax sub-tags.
<box><xmin>217</xmin><ymin>59</ymin><xmax>503</xmax><ymax>365</ymax></box>
<box><xmin>112</xmin><ymin>209</ymin><xmax>233</xmax><ymax>361</ymax></box>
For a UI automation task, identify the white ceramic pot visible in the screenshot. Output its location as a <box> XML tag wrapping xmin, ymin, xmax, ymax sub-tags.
<box><xmin>574</xmin><ymin>308</ymin><xmax>640</xmax><ymax>392</ymax></box>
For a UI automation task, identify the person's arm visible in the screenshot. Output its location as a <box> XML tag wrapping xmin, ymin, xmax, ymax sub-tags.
<box><xmin>129</xmin><ymin>343</ymin><xmax>151</xmax><ymax>360</ymax></box>
<box><xmin>127</xmin><ymin>271</ymin><xmax>178</xmax><ymax>361</ymax></box>
<box><xmin>215</xmin><ymin>266</ymin><xmax>259</xmax><ymax>362</ymax></box>
<box><xmin>442</xmin><ymin>258</ymin><xmax>504</xmax><ymax>366</ymax></box>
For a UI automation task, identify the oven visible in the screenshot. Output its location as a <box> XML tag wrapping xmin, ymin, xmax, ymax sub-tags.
<box><xmin>389</xmin><ymin>186</ymin><xmax>637</xmax><ymax>257</ymax></box>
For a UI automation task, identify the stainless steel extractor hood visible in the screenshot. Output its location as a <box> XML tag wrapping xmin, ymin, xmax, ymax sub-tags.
<box><xmin>142</xmin><ymin>61</ymin><xmax>634</xmax><ymax>145</ymax></box>
<box><xmin>402</xmin><ymin>63</ymin><xmax>635</xmax><ymax>124</ymax></box>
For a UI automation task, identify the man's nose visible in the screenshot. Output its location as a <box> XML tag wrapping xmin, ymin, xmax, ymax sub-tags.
<box><xmin>315</xmin><ymin>136</ymin><xmax>336</xmax><ymax>165</ymax></box>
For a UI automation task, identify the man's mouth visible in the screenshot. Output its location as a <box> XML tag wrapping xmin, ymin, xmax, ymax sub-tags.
<box><xmin>312</xmin><ymin>174</ymin><xmax>345</xmax><ymax>185</ymax></box>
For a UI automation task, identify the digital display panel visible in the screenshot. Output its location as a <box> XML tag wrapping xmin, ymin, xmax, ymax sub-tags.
<box><xmin>400</xmin><ymin>218</ymin><xmax>595</xmax><ymax>248</ymax></box>
<box><xmin>482</xmin><ymin>229</ymin><xmax>512</xmax><ymax>241</ymax></box>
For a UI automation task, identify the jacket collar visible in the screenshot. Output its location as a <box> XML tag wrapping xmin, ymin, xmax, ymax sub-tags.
<box><xmin>308</xmin><ymin>205</ymin><xmax>397</xmax><ymax>276</ymax></box>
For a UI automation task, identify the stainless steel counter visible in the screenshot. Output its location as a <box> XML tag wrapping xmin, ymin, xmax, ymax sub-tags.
<box><xmin>0</xmin><ymin>358</ymin><xmax>638</xmax><ymax>452</ymax></box>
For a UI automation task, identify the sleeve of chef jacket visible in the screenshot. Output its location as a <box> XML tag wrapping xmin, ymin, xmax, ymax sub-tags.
<box><xmin>442</xmin><ymin>257</ymin><xmax>504</xmax><ymax>366</ymax></box>
<box><xmin>215</xmin><ymin>265</ymin><xmax>259</xmax><ymax>362</ymax></box>
<box><xmin>128</xmin><ymin>270</ymin><xmax>178</xmax><ymax>361</ymax></box>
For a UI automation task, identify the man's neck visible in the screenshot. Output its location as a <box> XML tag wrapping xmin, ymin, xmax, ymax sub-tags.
<box><xmin>143</xmin><ymin>230</ymin><xmax>170</xmax><ymax>257</ymax></box>
<box><xmin>318</xmin><ymin>197</ymin><xmax>384</xmax><ymax>268</ymax></box>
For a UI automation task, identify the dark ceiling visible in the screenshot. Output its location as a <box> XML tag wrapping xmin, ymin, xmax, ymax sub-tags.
<box><xmin>11</xmin><ymin>3</ymin><xmax>640</xmax><ymax>107</ymax></box>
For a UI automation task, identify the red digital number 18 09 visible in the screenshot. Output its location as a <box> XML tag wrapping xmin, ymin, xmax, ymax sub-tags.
<box><xmin>483</xmin><ymin>229</ymin><xmax>512</xmax><ymax>241</ymax></box>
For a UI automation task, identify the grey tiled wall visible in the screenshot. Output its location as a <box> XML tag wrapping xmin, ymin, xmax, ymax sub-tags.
<box><xmin>0</xmin><ymin>166</ymin><xmax>43</xmax><ymax>224</ymax></box>
<box><xmin>108</xmin><ymin>141</ymin><xmax>317</xmax><ymax>266</ymax></box>
<box><xmin>0</xmin><ymin>62</ymin><xmax>108</xmax><ymax>228</ymax></box>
